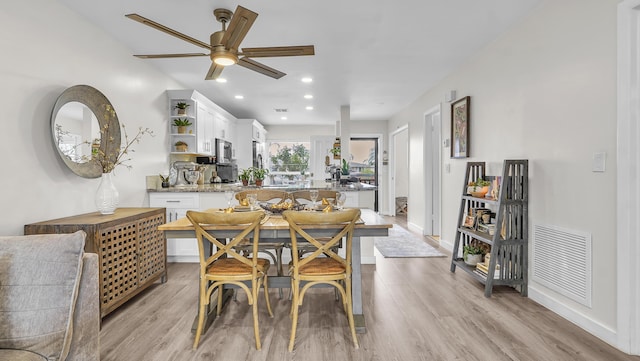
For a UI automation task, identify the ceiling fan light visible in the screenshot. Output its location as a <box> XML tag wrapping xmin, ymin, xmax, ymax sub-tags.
<box><xmin>213</xmin><ymin>54</ymin><xmax>237</xmax><ymax>66</ymax></box>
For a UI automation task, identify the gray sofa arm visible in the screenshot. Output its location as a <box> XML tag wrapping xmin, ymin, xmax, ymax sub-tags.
<box><xmin>66</xmin><ymin>253</ymin><xmax>100</xmax><ymax>361</ymax></box>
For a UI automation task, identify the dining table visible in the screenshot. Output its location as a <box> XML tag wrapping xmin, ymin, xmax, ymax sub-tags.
<box><xmin>157</xmin><ymin>208</ymin><xmax>391</xmax><ymax>334</ymax></box>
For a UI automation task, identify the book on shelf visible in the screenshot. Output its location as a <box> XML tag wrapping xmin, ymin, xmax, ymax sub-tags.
<box><xmin>476</xmin><ymin>262</ymin><xmax>499</xmax><ymax>274</ymax></box>
<box><xmin>473</xmin><ymin>268</ymin><xmax>500</xmax><ymax>280</ymax></box>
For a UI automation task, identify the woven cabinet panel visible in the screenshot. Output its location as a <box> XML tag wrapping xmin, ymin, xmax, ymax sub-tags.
<box><xmin>99</xmin><ymin>221</ymin><xmax>139</xmax><ymax>310</ymax></box>
<box><xmin>137</xmin><ymin>213</ymin><xmax>166</xmax><ymax>284</ymax></box>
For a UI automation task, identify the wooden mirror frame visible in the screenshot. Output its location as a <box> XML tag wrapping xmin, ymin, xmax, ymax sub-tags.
<box><xmin>51</xmin><ymin>85</ymin><xmax>121</xmax><ymax>178</ymax></box>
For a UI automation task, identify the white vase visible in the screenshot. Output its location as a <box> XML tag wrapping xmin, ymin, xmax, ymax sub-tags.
<box><xmin>95</xmin><ymin>172</ymin><xmax>119</xmax><ymax>215</ymax></box>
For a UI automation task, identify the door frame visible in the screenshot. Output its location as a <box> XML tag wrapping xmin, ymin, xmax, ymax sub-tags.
<box><xmin>617</xmin><ymin>0</ymin><xmax>640</xmax><ymax>354</ymax></box>
<box><xmin>423</xmin><ymin>105</ymin><xmax>442</xmax><ymax>236</ymax></box>
<box><xmin>388</xmin><ymin>125</ymin><xmax>408</xmax><ymax>216</ymax></box>
<box><xmin>350</xmin><ymin>135</ymin><xmax>381</xmax><ymax>212</ymax></box>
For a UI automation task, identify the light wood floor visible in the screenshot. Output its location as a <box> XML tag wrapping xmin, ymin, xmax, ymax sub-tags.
<box><xmin>100</xmin><ymin>214</ymin><xmax>640</xmax><ymax>361</ymax></box>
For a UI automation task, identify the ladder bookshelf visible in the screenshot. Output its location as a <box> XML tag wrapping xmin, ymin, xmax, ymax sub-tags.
<box><xmin>450</xmin><ymin>159</ymin><xmax>529</xmax><ymax>297</ymax></box>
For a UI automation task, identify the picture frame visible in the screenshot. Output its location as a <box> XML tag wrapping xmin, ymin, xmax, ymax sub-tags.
<box><xmin>462</xmin><ymin>215</ymin><xmax>476</xmax><ymax>229</ymax></box>
<box><xmin>451</xmin><ymin>96</ymin><xmax>470</xmax><ymax>158</ymax></box>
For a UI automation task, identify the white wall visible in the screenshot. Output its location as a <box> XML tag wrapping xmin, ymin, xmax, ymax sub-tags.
<box><xmin>0</xmin><ymin>1</ymin><xmax>182</xmax><ymax>235</ymax></box>
<box><xmin>390</xmin><ymin>0</ymin><xmax>620</xmax><ymax>345</ymax></box>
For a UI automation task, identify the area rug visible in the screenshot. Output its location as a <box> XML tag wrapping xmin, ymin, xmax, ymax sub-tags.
<box><xmin>374</xmin><ymin>225</ymin><xmax>446</xmax><ymax>258</ymax></box>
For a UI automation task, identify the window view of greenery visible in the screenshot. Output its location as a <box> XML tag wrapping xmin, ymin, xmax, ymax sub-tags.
<box><xmin>267</xmin><ymin>139</ymin><xmax>377</xmax><ymax>185</ymax></box>
<box><xmin>269</xmin><ymin>142</ymin><xmax>310</xmax><ymax>172</ymax></box>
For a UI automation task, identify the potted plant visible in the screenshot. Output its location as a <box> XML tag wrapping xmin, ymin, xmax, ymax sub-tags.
<box><xmin>329</xmin><ymin>147</ymin><xmax>341</xmax><ymax>159</ymax></box>
<box><xmin>463</xmin><ymin>244</ymin><xmax>484</xmax><ymax>266</ymax></box>
<box><xmin>468</xmin><ymin>177</ymin><xmax>491</xmax><ymax>198</ymax></box>
<box><xmin>341</xmin><ymin>159</ymin><xmax>350</xmax><ymax>176</ymax></box>
<box><xmin>239</xmin><ymin>168</ymin><xmax>252</xmax><ymax>186</ymax></box>
<box><xmin>175</xmin><ymin>102</ymin><xmax>190</xmax><ymax>116</ymax></box>
<box><xmin>172</xmin><ymin>118</ymin><xmax>192</xmax><ymax>134</ymax></box>
<box><xmin>252</xmin><ymin>167</ymin><xmax>269</xmax><ymax>187</ymax></box>
<box><xmin>174</xmin><ymin>141</ymin><xmax>188</xmax><ymax>152</ymax></box>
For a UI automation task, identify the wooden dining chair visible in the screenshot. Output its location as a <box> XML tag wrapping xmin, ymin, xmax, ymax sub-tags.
<box><xmin>288</xmin><ymin>190</ymin><xmax>341</xmax><ymax>259</ymax></box>
<box><xmin>234</xmin><ymin>189</ymin><xmax>290</xmax><ymax>276</ymax></box>
<box><xmin>282</xmin><ymin>208</ymin><xmax>361</xmax><ymax>352</ymax></box>
<box><xmin>290</xmin><ymin>189</ymin><xmax>338</xmax><ymax>207</ymax></box>
<box><xmin>186</xmin><ymin>210</ymin><xmax>274</xmax><ymax>350</ymax></box>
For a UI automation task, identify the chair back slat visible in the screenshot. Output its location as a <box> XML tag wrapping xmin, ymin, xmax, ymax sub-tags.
<box><xmin>236</xmin><ymin>190</ymin><xmax>289</xmax><ymax>203</ymax></box>
<box><xmin>186</xmin><ymin>210</ymin><xmax>265</xmax><ymax>270</ymax></box>
<box><xmin>283</xmin><ymin>209</ymin><xmax>360</xmax><ymax>269</ymax></box>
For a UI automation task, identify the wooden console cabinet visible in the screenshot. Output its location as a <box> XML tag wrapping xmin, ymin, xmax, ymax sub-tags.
<box><xmin>24</xmin><ymin>207</ymin><xmax>167</xmax><ymax>317</ymax></box>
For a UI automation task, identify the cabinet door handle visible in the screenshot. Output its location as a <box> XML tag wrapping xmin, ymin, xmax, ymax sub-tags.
<box><xmin>166</xmin><ymin>200</ymin><xmax>181</xmax><ymax>203</ymax></box>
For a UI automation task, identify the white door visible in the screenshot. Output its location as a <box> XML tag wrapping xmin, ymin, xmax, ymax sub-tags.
<box><xmin>310</xmin><ymin>136</ymin><xmax>335</xmax><ymax>181</ymax></box>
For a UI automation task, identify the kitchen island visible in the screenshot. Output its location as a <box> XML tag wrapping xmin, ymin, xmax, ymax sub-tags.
<box><xmin>147</xmin><ymin>182</ymin><xmax>378</xmax><ymax>264</ymax></box>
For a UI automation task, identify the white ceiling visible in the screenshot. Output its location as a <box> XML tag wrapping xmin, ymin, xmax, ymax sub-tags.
<box><xmin>58</xmin><ymin>0</ymin><xmax>541</xmax><ymax>126</ymax></box>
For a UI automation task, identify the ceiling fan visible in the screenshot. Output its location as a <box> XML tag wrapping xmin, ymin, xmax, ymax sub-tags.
<box><xmin>125</xmin><ymin>5</ymin><xmax>314</xmax><ymax>80</ymax></box>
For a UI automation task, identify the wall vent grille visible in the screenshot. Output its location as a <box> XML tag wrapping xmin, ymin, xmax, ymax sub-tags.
<box><xmin>532</xmin><ymin>223</ymin><xmax>591</xmax><ymax>307</ymax></box>
<box><xmin>274</xmin><ymin>108</ymin><xmax>288</xmax><ymax>112</ymax></box>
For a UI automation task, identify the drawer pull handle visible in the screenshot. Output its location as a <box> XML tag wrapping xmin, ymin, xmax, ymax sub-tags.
<box><xmin>166</xmin><ymin>200</ymin><xmax>181</xmax><ymax>203</ymax></box>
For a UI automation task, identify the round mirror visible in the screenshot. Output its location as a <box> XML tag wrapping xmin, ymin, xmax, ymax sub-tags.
<box><xmin>51</xmin><ymin>85</ymin><xmax>121</xmax><ymax>178</ymax></box>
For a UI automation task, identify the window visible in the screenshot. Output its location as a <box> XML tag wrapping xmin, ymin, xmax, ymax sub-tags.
<box><xmin>268</xmin><ymin>141</ymin><xmax>310</xmax><ymax>184</ymax></box>
<box><xmin>349</xmin><ymin>138</ymin><xmax>377</xmax><ymax>185</ymax></box>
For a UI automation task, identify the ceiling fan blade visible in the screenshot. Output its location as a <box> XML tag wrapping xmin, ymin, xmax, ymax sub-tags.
<box><xmin>134</xmin><ymin>53</ymin><xmax>208</xmax><ymax>59</ymax></box>
<box><xmin>205</xmin><ymin>63</ymin><xmax>224</xmax><ymax>80</ymax></box>
<box><xmin>241</xmin><ymin>45</ymin><xmax>315</xmax><ymax>58</ymax></box>
<box><xmin>220</xmin><ymin>6</ymin><xmax>257</xmax><ymax>51</ymax></box>
<box><xmin>237</xmin><ymin>57</ymin><xmax>285</xmax><ymax>79</ymax></box>
<box><xmin>125</xmin><ymin>13</ymin><xmax>211</xmax><ymax>50</ymax></box>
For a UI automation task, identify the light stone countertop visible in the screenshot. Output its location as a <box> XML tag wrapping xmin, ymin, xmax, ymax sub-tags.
<box><xmin>147</xmin><ymin>182</ymin><xmax>377</xmax><ymax>193</ymax></box>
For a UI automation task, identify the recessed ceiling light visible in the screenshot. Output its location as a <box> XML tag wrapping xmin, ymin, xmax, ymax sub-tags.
<box><xmin>301</xmin><ymin>77</ymin><xmax>313</xmax><ymax>83</ymax></box>
<box><xmin>216</xmin><ymin>78</ymin><xmax>227</xmax><ymax>83</ymax></box>
<box><xmin>235</xmin><ymin>95</ymin><xmax>244</xmax><ymax>99</ymax></box>
<box><xmin>305</xmin><ymin>106</ymin><xmax>314</xmax><ymax>110</ymax></box>
<box><xmin>304</xmin><ymin>94</ymin><xmax>313</xmax><ymax>99</ymax></box>
<box><xmin>281</xmin><ymin>116</ymin><xmax>287</xmax><ymax>120</ymax></box>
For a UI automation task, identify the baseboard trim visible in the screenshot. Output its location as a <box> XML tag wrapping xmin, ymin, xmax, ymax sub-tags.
<box><xmin>407</xmin><ymin>222</ymin><xmax>423</xmax><ymax>234</ymax></box>
<box><xmin>440</xmin><ymin>238</ymin><xmax>455</xmax><ymax>253</ymax></box>
<box><xmin>167</xmin><ymin>255</ymin><xmax>198</xmax><ymax>263</ymax></box>
<box><xmin>528</xmin><ymin>285</ymin><xmax>619</xmax><ymax>350</ymax></box>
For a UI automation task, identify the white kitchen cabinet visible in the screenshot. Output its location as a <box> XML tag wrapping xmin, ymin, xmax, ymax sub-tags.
<box><xmin>149</xmin><ymin>193</ymin><xmax>200</xmax><ymax>262</ymax></box>
<box><xmin>344</xmin><ymin>191</ymin><xmax>359</xmax><ymax>208</ymax></box>
<box><xmin>199</xmin><ymin>192</ymin><xmax>230</xmax><ymax>209</ymax></box>
<box><xmin>167</xmin><ymin>89</ymin><xmax>234</xmax><ymax>157</ymax></box>
<box><xmin>168</xmin><ymin>96</ymin><xmax>198</xmax><ymax>155</ymax></box>
<box><xmin>214</xmin><ymin>113</ymin><xmax>234</xmax><ymax>143</ymax></box>
<box><xmin>196</xmin><ymin>104</ymin><xmax>214</xmax><ymax>155</ymax></box>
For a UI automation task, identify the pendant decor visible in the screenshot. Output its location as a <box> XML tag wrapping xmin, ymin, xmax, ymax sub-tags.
<box><xmin>95</xmin><ymin>172</ymin><xmax>119</xmax><ymax>215</ymax></box>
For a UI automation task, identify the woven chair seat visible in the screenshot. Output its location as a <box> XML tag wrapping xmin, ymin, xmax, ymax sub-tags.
<box><xmin>207</xmin><ymin>258</ymin><xmax>271</xmax><ymax>276</ymax></box>
<box><xmin>299</xmin><ymin>258</ymin><xmax>345</xmax><ymax>275</ymax></box>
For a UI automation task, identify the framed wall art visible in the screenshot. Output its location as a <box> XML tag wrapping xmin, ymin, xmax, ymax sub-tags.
<box><xmin>451</xmin><ymin>96</ymin><xmax>470</xmax><ymax>158</ymax></box>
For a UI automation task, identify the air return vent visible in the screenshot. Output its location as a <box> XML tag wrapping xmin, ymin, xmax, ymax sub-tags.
<box><xmin>532</xmin><ymin>224</ymin><xmax>591</xmax><ymax>307</ymax></box>
<box><xmin>274</xmin><ymin>108</ymin><xmax>288</xmax><ymax>113</ymax></box>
